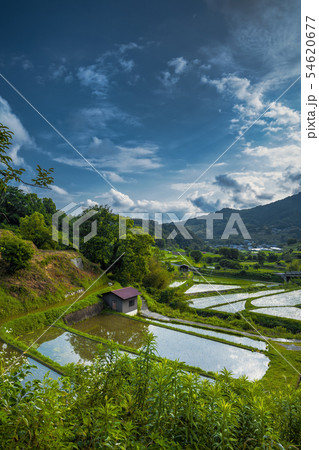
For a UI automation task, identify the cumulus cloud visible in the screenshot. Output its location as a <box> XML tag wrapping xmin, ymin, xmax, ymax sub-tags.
<box><xmin>202</xmin><ymin>75</ymin><xmax>264</xmax><ymax>111</ymax></box>
<box><xmin>96</xmin><ymin>188</ymin><xmax>135</xmax><ymax>210</ymax></box>
<box><xmin>190</xmin><ymin>195</ymin><xmax>222</xmax><ymax>213</ymax></box>
<box><xmin>264</xmin><ymin>103</ymin><xmax>300</xmax><ymax>126</ymax></box>
<box><xmin>86</xmin><ymin>199</ymin><xmax>99</xmax><ymax>207</ymax></box>
<box><xmin>201</xmin><ymin>73</ymin><xmax>300</xmax><ymax>147</ymax></box>
<box><xmin>93</xmin><ymin>188</ymin><xmax>203</xmax><ymax>216</ymax></box>
<box><xmin>214</xmin><ymin>174</ymin><xmax>242</xmax><ymax>192</ymax></box>
<box><xmin>242</xmin><ymin>143</ymin><xmax>300</xmax><ymax>169</ymax></box>
<box><xmin>0</xmin><ymin>96</ymin><xmax>33</xmax><ymax>168</ymax></box>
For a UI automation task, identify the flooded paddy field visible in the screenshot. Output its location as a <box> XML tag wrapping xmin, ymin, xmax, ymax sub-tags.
<box><xmin>188</xmin><ymin>289</ymin><xmax>285</xmax><ymax>309</ymax></box>
<box><xmin>18</xmin><ymin>315</ymin><xmax>269</xmax><ymax>380</ymax></box>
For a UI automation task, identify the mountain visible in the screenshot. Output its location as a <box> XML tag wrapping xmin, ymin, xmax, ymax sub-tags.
<box><xmin>133</xmin><ymin>193</ymin><xmax>300</xmax><ymax>249</ymax></box>
<box><xmin>183</xmin><ymin>193</ymin><xmax>301</xmax><ymax>246</ymax></box>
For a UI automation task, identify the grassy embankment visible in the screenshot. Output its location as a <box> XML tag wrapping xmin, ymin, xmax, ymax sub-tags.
<box><xmin>0</xmin><ymin>245</ymin><xmax>103</xmax><ymax>321</ymax></box>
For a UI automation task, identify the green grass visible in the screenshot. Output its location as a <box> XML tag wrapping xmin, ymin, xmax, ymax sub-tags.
<box><xmin>0</xmin><ymin>249</ymin><xmax>103</xmax><ymax>320</ymax></box>
<box><xmin>261</xmin><ymin>342</ymin><xmax>301</xmax><ymax>390</ymax></box>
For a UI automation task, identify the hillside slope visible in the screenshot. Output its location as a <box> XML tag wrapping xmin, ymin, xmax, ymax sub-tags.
<box><xmin>0</xmin><ymin>235</ymin><xmax>103</xmax><ymax>320</ymax></box>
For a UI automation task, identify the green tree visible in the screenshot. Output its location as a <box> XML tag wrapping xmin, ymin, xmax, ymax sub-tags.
<box><xmin>82</xmin><ymin>235</ymin><xmax>115</xmax><ymax>268</ymax></box>
<box><xmin>190</xmin><ymin>250</ymin><xmax>202</xmax><ymax>263</ymax></box>
<box><xmin>20</xmin><ymin>212</ymin><xmax>56</xmax><ymax>249</ymax></box>
<box><xmin>114</xmin><ymin>231</ymin><xmax>154</xmax><ymax>285</ymax></box>
<box><xmin>218</xmin><ymin>247</ymin><xmax>240</xmax><ymax>260</ymax></box>
<box><xmin>257</xmin><ymin>251</ymin><xmax>266</xmax><ymax>266</ymax></box>
<box><xmin>0</xmin><ymin>187</ymin><xmax>57</xmax><ymax>226</ymax></box>
<box><xmin>0</xmin><ymin>123</ymin><xmax>54</xmax><ymax>205</ymax></box>
<box><xmin>0</xmin><ymin>231</ymin><xmax>34</xmax><ymax>273</ymax></box>
<box><xmin>143</xmin><ymin>256</ymin><xmax>172</xmax><ymax>290</ymax></box>
<box><xmin>287</xmin><ymin>259</ymin><xmax>301</xmax><ymax>272</ymax></box>
<box><xmin>42</xmin><ymin>197</ymin><xmax>57</xmax><ymax>216</ymax></box>
<box><xmin>267</xmin><ymin>253</ymin><xmax>278</xmax><ymax>262</ymax></box>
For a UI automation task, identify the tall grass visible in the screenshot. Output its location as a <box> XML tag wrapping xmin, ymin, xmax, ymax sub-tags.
<box><xmin>0</xmin><ymin>333</ymin><xmax>301</xmax><ymax>449</ymax></box>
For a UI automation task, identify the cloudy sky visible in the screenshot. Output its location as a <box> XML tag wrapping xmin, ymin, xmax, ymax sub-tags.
<box><xmin>0</xmin><ymin>0</ymin><xmax>300</xmax><ymax>217</ymax></box>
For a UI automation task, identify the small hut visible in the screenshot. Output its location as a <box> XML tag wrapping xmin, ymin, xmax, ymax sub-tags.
<box><xmin>179</xmin><ymin>264</ymin><xmax>189</xmax><ymax>273</ymax></box>
<box><xmin>103</xmin><ymin>287</ymin><xmax>141</xmax><ymax>315</ymax></box>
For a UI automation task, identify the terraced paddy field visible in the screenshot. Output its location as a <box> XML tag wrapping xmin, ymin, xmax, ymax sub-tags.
<box><xmin>251</xmin><ymin>290</ymin><xmax>301</xmax><ymax>307</ymax></box>
<box><xmin>185</xmin><ymin>283</ymin><xmax>242</xmax><ymax>294</ymax></box>
<box><xmin>19</xmin><ymin>315</ymin><xmax>270</xmax><ymax>380</ymax></box>
<box><xmin>250</xmin><ymin>307</ymin><xmax>301</xmax><ymax>320</ymax></box>
<box><xmin>0</xmin><ymin>341</ymin><xmax>61</xmax><ymax>382</ymax></box>
<box><xmin>188</xmin><ymin>289</ymin><xmax>285</xmax><ymax>309</ymax></box>
<box><xmin>145</xmin><ymin>320</ymin><xmax>267</xmax><ymax>351</ymax></box>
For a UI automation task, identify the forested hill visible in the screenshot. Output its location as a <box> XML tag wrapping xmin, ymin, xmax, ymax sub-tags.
<box><xmin>183</xmin><ymin>193</ymin><xmax>301</xmax><ymax>246</ymax></box>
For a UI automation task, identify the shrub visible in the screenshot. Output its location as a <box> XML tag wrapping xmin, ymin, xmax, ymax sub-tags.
<box><xmin>0</xmin><ymin>232</ymin><xmax>34</xmax><ymax>273</ymax></box>
<box><xmin>190</xmin><ymin>250</ymin><xmax>202</xmax><ymax>263</ymax></box>
<box><xmin>0</xmin><ymin>338</ymin><xmax>301</xmax><ymax>448</ymax></box>
<box><xmin>20</xmin><ymin>211</ymin><xmax>56</xmax><ymax>249</ymax></box>
<box><xmin>219</xmin><ymin>258</ymin><xmax>241</xmax><ymax>270</ymax></box>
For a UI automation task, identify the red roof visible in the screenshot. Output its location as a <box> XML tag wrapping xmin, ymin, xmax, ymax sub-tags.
<box><xmin>111</xmin><ymin>287</ymin><xmax>141</xmax><ymax>300</ymax></box>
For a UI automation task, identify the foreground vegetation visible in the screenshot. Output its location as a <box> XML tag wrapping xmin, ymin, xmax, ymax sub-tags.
<box><xmin>0</xmin><ymin>335</ymin><xmax>300</xmax><ymax>449</ymax></box>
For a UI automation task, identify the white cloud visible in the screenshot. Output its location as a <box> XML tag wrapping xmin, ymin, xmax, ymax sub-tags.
<box><xmin>102</xmin><ymin>171</ymin><xmax>126</xmax><ymax>183</ymax></box>
<box><xmin>264</xmin><ymin>103</ymin><xmax>300</xmax><ymax>126</ymax></box>
<box><xmin>0</xmin><ymin>96</ymin><xmax>33</xmax><ymax>168</ymax></box>
<box><xmin>11</xmin><ymin>55</ymin><xmax>33</xmax><ymax>70</ymax></box>
<box><xmin>159</xmin><ymin>71</ymin><xmax>179</xmax><ymax>88</ymax></box>
<box><xmin>96</xmin><ymin>188</ymin><xmax>135</xmax><ymax>210</ymax></box>
<box><xmin>202</xmin><ymin>75</ymin><xmax>264</xmax><ymax>111</ymax></box>
<box><xmin>77</xmin><ymin>65</ymin><xmax>108</xmax><ymax>96</ymax></box>
<box><xmin>54</xmin><ymin>156</ymin><xmax>87</xmax><ymax>168</ymax></box>
<box><xmin>242</xmin><ymin>143</ymin><xmax>300</xmax><ymax>169</ymax></box>
<box><xmin>119</xmin><ymin>59</ymin><xmax>135</xmax><ymax>72</ymax></box>
<box><xmin>54</xmin><ymin>138</ymin><xmax>162</xmax><ymax>174</ymax></box>
<box><xmin>168</xmin><ymin>57</ymin><xmax>188</xmax><ymax>74</ymax></box>
<box><xmin>86</xmin><ymin>199</ymin><xmax>99</xmax><ymax>207</ymax></box>
<box><xmin>93</xmin><ymin>188</ymin><xmax>202</xmax><ymax>215</ymax></box>
<box><xmin>202</xmin><ymin>74</ymin><xmax>300</xmax><ymax>144</ymax></box>
<box><xmin>49</xmin><ymin>63</ymin><xmax>74</xmax><ymax>83</ymax></box>
<box><xmin>51</xmin><ymin>185</ymin><xmax>69</xmax><ymax>196</ymax></box>
<box><xmin>159</xmin><ymin>56</ymin><xmax>189</xmax><ymax>88</ymax></box>
<box><xmin>118</xmin><ymin>42</ymin><xmax>143</xmax><ymax>53</ymax></box>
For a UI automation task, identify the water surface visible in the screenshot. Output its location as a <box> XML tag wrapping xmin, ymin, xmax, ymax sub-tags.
<box><xmin>251</xmin><ymin>290</ymin><xmax>301</xmax><ymax>307</ymax></box>
<box><xmin>212</xmin><ymin>301</ymin><xmax>247</xmax><ymax>313</ymax></box>
<box><xmin>72</xmin><ymin>314</ymin><xmax>269</xmax><ymax>380</ymax></box>
<box><xmin>158</xmin><ymin>322</ymin><xmax>267</xmax><ymax>350</ymax></box>
<box><xmin>0</xmin><ymin>342</ymin><xmax>61</xmax><ymax>382</ymax></box>
<box><xmin>169</xmin><ymin>281</ymin><xmax>186</xmax><ymax>288</ymax></box>
<box><xmin>251</xmin><ymin>307</ymin><xmax>301</xmax><ymax>320</ymax></box>
<box><xmin>189</xmin><ymin>289</ymin><xmax>285</xmax><ymax>309</ymax></box>
<box><xmin>186</xmin><ymin>283</ymin><xmax>241</xmax><ymax>294</ymax></box>
<box><xmin>18</xmin><ymin>317</ymin><xmax>270</xmax><ymax>380</ymax></box>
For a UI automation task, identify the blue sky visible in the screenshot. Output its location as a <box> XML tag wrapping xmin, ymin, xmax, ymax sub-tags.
<box><xmin>0</xmin><ymin>0</ymin><xmax>300</xmax><ymax>217</ymax></box>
